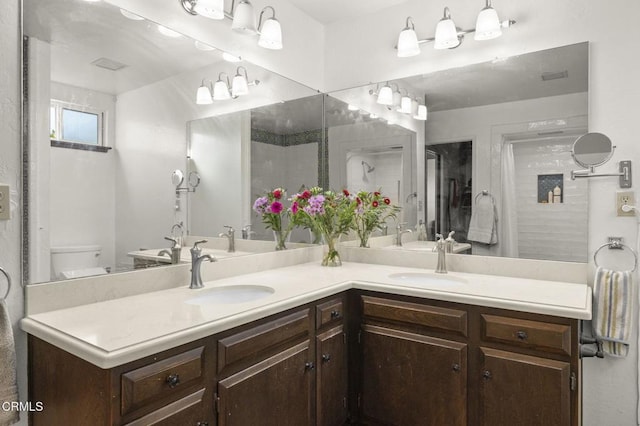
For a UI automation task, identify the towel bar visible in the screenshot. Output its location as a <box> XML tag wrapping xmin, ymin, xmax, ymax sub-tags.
<box><xmin>593</xmin><ymin>240</ymin><xmax>638</xmax><ymax>272</ymax></box>
<box><xmin>0</xmin><ymin>267</ymin><xmax>10</xmax><ymax>300</ymax></box>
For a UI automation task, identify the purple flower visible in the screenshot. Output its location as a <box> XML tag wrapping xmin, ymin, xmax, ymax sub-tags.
<box><xmin>253</xmin><ymin>196</ymin><xmax>269</xmax><ymax>214</ymax></box>
<box><xmin>269</xmin><ymin>201</ymin><xmax>284</xmax><ymax>214</ymax></box>
<box><xmin>290</xmin><ymin>201</ymin><xmax>299</xmax><ymax>214</ymax></box>
<box><xmin>303</xmin><ymin>195</ymin><xmax>325</xmax><ymax>216</ymax></box>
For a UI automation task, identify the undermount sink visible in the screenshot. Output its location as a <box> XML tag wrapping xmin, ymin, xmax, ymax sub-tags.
<box><xmin>185</xmin><ymin>285</ymin><xmax>275</xmax><ymax>305</ymax></box>
<box><xmin>387</xmin><ymin>272</ymin><xmax>467</xmax><ymax>286</ymax></box>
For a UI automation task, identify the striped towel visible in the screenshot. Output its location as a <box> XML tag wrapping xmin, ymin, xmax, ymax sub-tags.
<box><xmin>592</xmin><ymin>267</ymin><xmax>634</xmax><ymax>357</ymax></box>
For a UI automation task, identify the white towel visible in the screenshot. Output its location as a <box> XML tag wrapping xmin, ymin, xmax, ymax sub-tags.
<box><xmin>0</xmin><ymin>300</ymin><xmax>19</xmax><ymax>425</ymax></box>
<box><xmin>467</xmin><ymin>197</ymin><xmax>498</xmax><ymax>245</ymax></box>
<box><xmin>592</xmin><ymin>267</ymin><xmax>634</xmax><ymax>357</ymax></box>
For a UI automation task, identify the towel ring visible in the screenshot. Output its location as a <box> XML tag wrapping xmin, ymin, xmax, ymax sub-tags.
<box><xmin>0</xmin><ymin>267</ymin><xmax>10</xmax><ymax>300</ymax></box>
<box><xmin>593</xmin><ymin>242</ymin><xmax>638</xmax><ymax>272</ymax></box>
<box><xmin>474</xmin><ymin>190</ymin><xmax>495</xmax><ymax>206</ymax></box>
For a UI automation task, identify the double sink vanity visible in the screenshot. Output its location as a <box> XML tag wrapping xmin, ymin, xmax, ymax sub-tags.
<box><xmin>22</xmin><ymin>239</ymin><xmax>591</xmax><ymax>426</ymax></box>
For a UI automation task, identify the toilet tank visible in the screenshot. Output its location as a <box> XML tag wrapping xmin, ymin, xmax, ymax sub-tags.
<box><xmin>50</xmin><ymin>245</ymin><xmax>105</xmax><ymax>279</ymax></box>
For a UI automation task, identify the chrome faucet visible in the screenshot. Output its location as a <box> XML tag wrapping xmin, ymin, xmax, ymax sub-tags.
<box><xmin>171</xmin><ymin>222</ymin><xmax>184</xmax><ymax>244</ymax></box>
<box><xmin>241</xmin><ymin>224</ymin><xmax>254</xmax><ymax>240</ymax></box>
<box><xmin>380</xmin><ymin>223</ymin><xmax>388</xmax><ymax>236</ymax></box>
<box><xmin>433</xmin><ymin>233</ymin><xmax>447</xmax><ymax>274</ymax></box>
<box><xmin>444</xmin><ymin>231</ymin><xmax>456</xmax><ymax>253</ymax></box>
<box><xmin>190</xmin><ymin>240</ymin><xmax>215</xmax><ymax>289</ymax></box>
<box><xmin>157</xmin><ymin>236</ymin><xmax>181</xmax><ymax>264</ymax></box>
<box><xmin>219</xmin><ymin>225</ymin><xmax>235</xmax><ymax>252</ymax></box>
<box><xmin>396</xmin><ymin>223</ymin><xmax>412</xmax><ymax>247</ymax></box>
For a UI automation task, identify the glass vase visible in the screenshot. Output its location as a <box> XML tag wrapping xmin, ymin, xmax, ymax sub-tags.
<box><xmin>273</xmin><ymin>230</ymin><xmax>288</xmax><ymax>251</ymax></box>
<box><xmin>322</xmin><ymin>234</ymin><xmax>342</xmax><ymax>267</ymax></box>
<box><xmin>309</xmin><ymin>227</ymin><xmax>324</xmax><ymax>245</ymax></box>
<box><xmin>358</xmin><ymin>229</ymin><xmax>372</xmax><ymax>248</ymax></box>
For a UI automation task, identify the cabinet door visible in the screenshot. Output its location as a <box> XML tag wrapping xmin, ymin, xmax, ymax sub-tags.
<box><xmin>360</xmin><ymin>324</ymin><xmax>467</xmax><ymax>426</ymax></box>
<box><xmin>217</xmin><ymin>341</ymin><xmax>313</xmax><ymax>426</ymax></box>
<box><xmin>479</xmin><ymin>347</ymin><xmax>571</xmax><ymax>426</ymax></box>
<box><xmin>124</xmin><ymin>388</ymin><xmax>209</xmax><ymax>426</ymax></box>
<box><xmin>317</xmin><ymin>326</ymin><xmax>348</xmax><ymax>426</ymax></box>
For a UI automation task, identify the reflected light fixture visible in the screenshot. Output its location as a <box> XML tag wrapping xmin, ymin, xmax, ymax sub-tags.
<box><xmin>120</xmin><ymin>9</ymin><xmax>144</xmax><ymax>20</ymax></box>
<box><xmin>414</xmin><ymin>103</ymin><xmax>428</xmax><ymax>121</ymax></box>
<box><xmin>397</xmin><ymin>17</ymin><xmax>420</xmax><ymax>57</ymax></box>
<box><xmin>347</xmin><ymin>104</ymin><xmax>359</xmax><ymax>111</ymax></box>
<box><xmin>391</xmin><ymin>85</ymin><xmax>402</xmax><ymax>109</ymax></box>
<box><xmin>394</xmin><ymin>2</ymin><xmax>515</xmax><ymax>57</ymax></box>
<box><xmin>377</xmin><ymin>83</ymin><xmax>393</xmax><ymax>106</ymax></box>
<box><xmin>157</xmin><ymin>25</ymin><xmax>182</xmax><ymax>38</ymax></box>
<box><xmin>181</xmin><ymin>0</ymin><xmax>224</xmax><ymax>19</ymax></box>
<box><xmin>196</xmin><ymin>80</ymin><xmax>213</xmax><ymax>105</ymax></box>
<box><xmin>258</xmin><ymin>6</ymin><xmax>283</xmax><ymax>50</ymax></box>
<box><xmin>232</xmin><ymin>0</ymin><xmax>257</xmax><ymax>34</ymax></box>
<box><xmin>222</xmin><ymin>52</ymin><xmax>242</xmax><ymax>62</ymax></box>
<box><xmin>194</xmin><ymin>40</ymin><xmax>216</xmax><ymax>51</ymax></box>
<box><xmin>232</xmin><ymin>67</ymin><xmax>250</xmax><ymax>97</ymax></box>
<box><xmin>434</xmin><ymin>7</ymin><xmax>460</xmax><ymax>49</ymax></box>
<box><xmin>400</xmin><ymin>94</ymin><xmax>413</xmax><ymax>114</ymax></box>
<box><xmin>213</xmin><ymin>72</ymin><xmax>232</xmax><ymax>100</ymax></box>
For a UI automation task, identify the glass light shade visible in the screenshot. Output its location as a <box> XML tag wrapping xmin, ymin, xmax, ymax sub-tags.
<box><xmin>397</xmin><ymin>28</ymin><xmax>420</xmax><ymax>57</ymax></box>
<box><xmin>222</xmin><ymin>52</ymin><xmax>242</xmax><ymax>62</ymax></box>
<box><xmin>434</xmin><ymin>18</ymin><xmax>459</xmax><ymax>49</ymax></box>
<box><xmin>194</xmin><ymin>0</ymin><xmax>224</xmax><ymax>19</ymax></box>
<box><xmin>258</xmin><ymin>18</ymin><xmax>283</xmax><ymax>50</ymax></box>
<box><xmin>377</xmin><ymin>86</ymin><xmax>393</xmax><ymax>105</ymax></box>
<box><xmin>232</xmin><ymin>75</ymin><xmax>249</xmax><ymax>97</ymax></box>
<box><xmin>196</xmin><ymin>85</ymin><xmax>212</xmax><ymax>105</ymax></box>
<box><xmin>157</xmin><ymin>25</ymin><xmax>182</xmax><ymax>38</ymax></box>
<box><xmin>400</xmin><ymin>96</ymin><xmax>412</xmax><ymax>114</ymax></box>
<box><xmin>474</xmin><ymin>6</ymin><xmax>502</xmax><ymax>40</ymax></box>
<box><xmin>410</xmin><ymin>99</ymin><xmax>419</xmax><ymax>116</ymax></box>
<box><xmin>232</xmin><ymin>1</ymin><xmax>257</xmax><ymax>35</ymax></box>
<box><xmin>414</xmin><ymin>104</ymin><xmax>428</xmax><ymax>120</ymax></box>
<box><xmin>120</xmin><ymin>9</ymin><xmax>144</xmax><ymax>20</ymax></box>
<box><xmin>194</xmin><ymin>40</ymin><xmax>216</xmax><ymax>51</ymax></box>
<box><xmin>370</xmin><ymin>113</ymin><xmax>378</xmax><ymax>119</ymax></box>
<box><xmin>392</xmin><ymin>90</ymin><xmax>401</xmax><ymax>108</ymax></box>
<box><xmin>213</xmin><ymin>80</ymin><xmax>231</xmax><ymax>100</ymax></box>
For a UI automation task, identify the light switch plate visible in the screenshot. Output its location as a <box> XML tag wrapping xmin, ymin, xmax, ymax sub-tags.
<box><xmin>0</xmin><ymin>184</ymin><xmax>9</xmax><ymax>220</ymax></box>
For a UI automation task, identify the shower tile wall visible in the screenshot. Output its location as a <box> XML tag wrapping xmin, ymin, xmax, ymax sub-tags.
<box><xmin>346</xmin><ymin>152</ymin><xmax>403</xmax><ymax>203</ymax></box>
<box><xmin>512</xmin><ymin>139</ymin><xmax>588</xmax><ymax>262</ymax></box>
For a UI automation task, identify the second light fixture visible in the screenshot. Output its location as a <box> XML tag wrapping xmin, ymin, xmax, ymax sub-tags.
<box><xmin>196</xmin><ymin>67</ymin><xmax>259</xmax><ymax>104</ymax></box>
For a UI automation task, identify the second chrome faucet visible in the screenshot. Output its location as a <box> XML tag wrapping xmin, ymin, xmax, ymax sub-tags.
<box><xmin>219</xmin><ymin>225</ymin><xmax>235</xmax><ymax>253</ymax></box>
<box><xmin>190</xmin><ymin>240</ymin><xmax>215</xmax><ymax>289</ymax></box>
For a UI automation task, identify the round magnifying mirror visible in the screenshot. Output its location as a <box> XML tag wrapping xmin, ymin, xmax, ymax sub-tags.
<box><xmin>171</xmin><ymin>169</ymin><xmax>184</xmax><ymax>187</ymax></box>
<box><xmin>571</xmin><ymin>132</ymin><xmax>614</xmax><ymax>168</ymax></box>
<box><xmin>188</xmin><ymin>171</ymin><xmax>201</xmax><ymax>189</ymax></box>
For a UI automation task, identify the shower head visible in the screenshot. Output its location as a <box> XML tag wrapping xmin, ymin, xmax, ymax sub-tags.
<box><xmin>362</xmin><ymin>161</ymin><xmax>375</xmax><ymax>173</ymax></box>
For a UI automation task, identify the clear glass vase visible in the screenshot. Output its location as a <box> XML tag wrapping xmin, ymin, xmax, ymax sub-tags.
<box><xmin>273</xmin><ymin>230</ymin><xmax>288</xmax><ymax>251</ymax></box>
<box><xmin>322</xmin><ymin>234</ymin><xmax>342</xmax><ymax>267</ymax></box>
<box><xmin>358</xmin><ymin>229</ymin><xmax>372</xmax><ymax>248</ymax></box>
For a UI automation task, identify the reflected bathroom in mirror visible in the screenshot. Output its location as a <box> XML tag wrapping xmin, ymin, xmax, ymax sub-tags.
<box><xmin>23</xmin><ymin>0</ymin><xmax>319</xmax><ymax>284</ymax></box>
<box><xmin>571</xmin><ymin>132</ymin><xmax>614</xmax><ymax>168</ymax></box>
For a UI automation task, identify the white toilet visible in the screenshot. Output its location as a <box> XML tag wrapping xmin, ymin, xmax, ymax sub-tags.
<box><xmin>50</xmin><ymin>245</ymin><xmax>108</xmax><ymax>279</ymax></box>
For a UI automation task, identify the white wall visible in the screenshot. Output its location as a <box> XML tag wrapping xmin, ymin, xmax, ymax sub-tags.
<box><xmin>325</xmin><ymin>2</ymin><xmax>640</xmax><ymax>424</ymax></box>
<box><xmin>189</xmin><ymin>112</ymin><xmax>251</xmax><ymax>237</ymax></box>
<box><xmin>0</xmin><ymin>1</ymin><xmax>27</xmax><ymax>425</ymax></box>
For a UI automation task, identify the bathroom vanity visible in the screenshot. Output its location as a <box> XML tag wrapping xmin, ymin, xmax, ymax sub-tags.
<box><xmin>23</xmin><ymin>261</ymin><xmax>590</xmax><ymax>426</ymax></box>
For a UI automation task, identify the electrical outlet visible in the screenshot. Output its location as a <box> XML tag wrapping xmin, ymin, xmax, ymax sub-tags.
<box><xmin>616</xmin><ymin>191</ymin><xmax>635</xmax><ymax>216</ymax></box>
<box><xmin>0</xmin><ymin>184</ymin><xmax>9</xmax><ymax>220</ymax></box>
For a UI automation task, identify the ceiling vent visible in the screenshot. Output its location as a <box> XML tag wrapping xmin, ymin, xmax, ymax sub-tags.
<box><xmin>91</xmin><ymin>57</ymin><xmax>128</xmax><ymax>71</ymax></box>
<box><xmin>541</xmin><ymin>70</ymin><xmax>568</xmax><ymax>81</ymax></box>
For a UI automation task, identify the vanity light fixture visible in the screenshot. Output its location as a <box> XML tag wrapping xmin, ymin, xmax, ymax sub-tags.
<box><xmin>399</xmin><ymin>93</ymin><xmax>413</xmax><ymax>114</ymax></box>
<box><xmin>181</xmin><ymin>0</ymin><xmax>283</xmax><ymax>50</ymax></box>
<box><xmin>376</xmin><ymin>83</ymin><xmax>393</xmax><ymax>106</ymax></box>
<box><xmin>257</xmin><ymin>6</ymin><xmax>283</xmax><ymax>50</ymax></box>
<box><xmin>213</xmin><ymin>72</ymin><xmax>232</xmax><ymax>100</ymax></box>
<box><xmin>395</xmin><ymin>1</ymin><xmax>515</xmax><ymax>57</ymax></box>
<box><xmin>196</xmin><ymin>80</ymin><xmax>213</xmax><ymax>105</ymax></box>
<box><xmin>231</xmin><ymin>67</ymin><xmax>250</xmax><ymax>97</ymax></box>
<box><xmin>414</xmin><ymin>103</ymin><xmax>428</xmax><ymax>121</ymax></box>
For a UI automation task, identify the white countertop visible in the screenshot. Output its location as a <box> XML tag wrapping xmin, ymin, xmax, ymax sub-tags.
<box><xmin>21</xmin><ymin>261</ymin><xmax>591</xmax><ymax>369</ymax></box>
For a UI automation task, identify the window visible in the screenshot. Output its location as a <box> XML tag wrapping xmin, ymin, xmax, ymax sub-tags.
<box><xmin>50</xmin><ymin>100</ymin><xmax>104</xmax><ymax>146</ymax></box>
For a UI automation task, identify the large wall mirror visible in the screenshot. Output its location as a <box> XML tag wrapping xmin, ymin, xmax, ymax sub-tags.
<box><xmin>23</xmin><ymin>0</ymin><xmax>589</xmax><ymax>286</ymax></box>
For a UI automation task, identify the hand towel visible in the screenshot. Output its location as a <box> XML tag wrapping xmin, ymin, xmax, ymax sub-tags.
<box><xmin>467</xmin><ymin>197</ymin><xmax>498</xmax><ymax>245</ymax></box>
<box><xmin>592</xmin><ymin>267</ymin><xmax>634</xmax><ymax>357</ymax></box>
<box><xmin>0</xmin><ymin>299</ymin><xmax>19</xmax><ymax>425</ymax></box>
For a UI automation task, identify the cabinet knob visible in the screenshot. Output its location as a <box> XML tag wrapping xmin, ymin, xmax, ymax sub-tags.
<box><xmin>330</xmin><ymin>310</ymin><xmax>341</xmax><ymax>319</ymax></box>
<box><xmin>305</xmin><ymin>362</ymin><xmax>315</xmax><ymax>371</ymax></box>
<box><xmin>166</xmin><ymin>373</ymin><xmax>180</xmax><ymax>388</ymax></box>
<box><xmin>452</xmin><ymin>363</ymin><xmax>461</xmax><ymax>372</ymax></box>
<box><xmin>482</xmin><ymin>370</ymin><xmax>492</xmax><ymax>380</ymax></box>
<box><xmin>322</xmin><ymin>354</ymin><xmax>331</xmax><ymax>363</ymax></box>
<box><xmin>516</xmin><ymin>330</ymin><xmax>528</xmax><ymax>340</ymax></box>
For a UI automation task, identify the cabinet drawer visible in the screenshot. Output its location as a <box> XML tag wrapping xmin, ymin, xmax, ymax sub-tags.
<box><xmin>362</xmin><ymin>296</ymin><xmax>467</xmax><ymax>337</ymax></box>
<box><xmin>481</xmin><ymin>314</ymin><xmax>572</xmax><ymax>356</ymax></box>
<box><xmin>124</xmin><ymin>388</ymin><xmax>206</xmax><ymax>426</ymax></box>
<box><xmin>316</xmin><ymin>297</ymin><xmax>344</xmax><ymax>329</ymax></box>
<box><xmin>121</xmin><ymin>347</ymin><xmax>204</xmax><ymax>417</ymax></box>
<box><xmin>218</xmin><ymin>309</ymin><xmax>311</xmax><ymax>373</ymax></box>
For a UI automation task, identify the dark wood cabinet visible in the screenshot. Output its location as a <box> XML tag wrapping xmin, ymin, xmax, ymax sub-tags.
<box><xmin>28</xmin><ymin>289</ymin><xmax>580</xmax><ymax>426</ymax></box>
<box><xmin>316</xmin><ymin>326</ymin><xmax>348</xmax><ymax>426</ymax></box>
<box><xmin>360</xmin><ymin>324</ymin><xmax>467</xmax><ymax>426</ymax></box>
<box><xmin>217</xmin><ymin>341</ymin><xmax>314</xmax><ymax>426</ymax></box>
